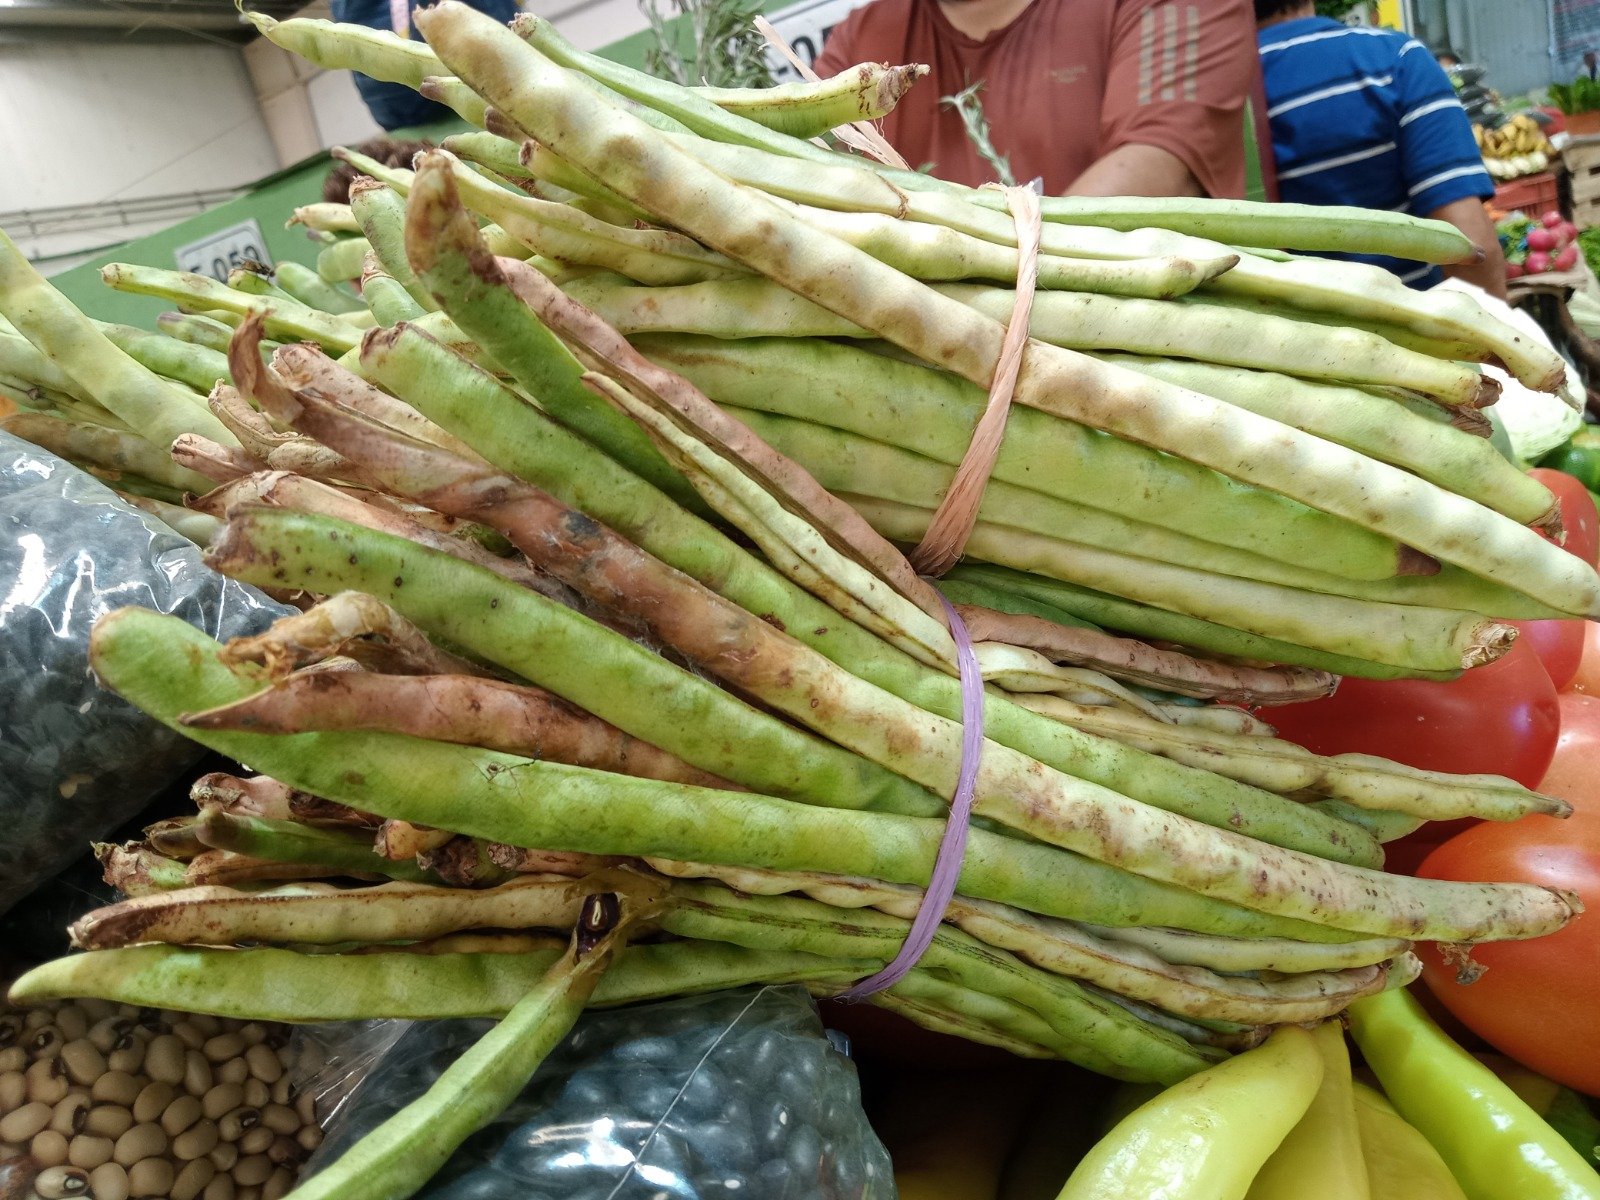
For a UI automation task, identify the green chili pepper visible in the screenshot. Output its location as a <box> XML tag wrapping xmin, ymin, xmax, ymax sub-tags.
<box><xmin>1479</xmin><ymin>1056</ymin><xmax>1600</xmax><ymax>1170</ymax></box>
<box><xmin>1347</xmin><ymin>989</ymin><xmax>1600</xmax><ymax>1200</ymax></box>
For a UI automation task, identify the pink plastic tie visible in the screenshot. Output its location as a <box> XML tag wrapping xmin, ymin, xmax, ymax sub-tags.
<box><xmin>838</xmin><ymin>594</ymin><xmax>983</xmax><ymax>1000</ymax></box>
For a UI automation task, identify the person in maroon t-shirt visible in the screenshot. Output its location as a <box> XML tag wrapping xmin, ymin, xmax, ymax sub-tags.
<box><xmin>813</xmin><ymin>0</ymin><xmax>1256</xmax><ymax>196</ymax></box>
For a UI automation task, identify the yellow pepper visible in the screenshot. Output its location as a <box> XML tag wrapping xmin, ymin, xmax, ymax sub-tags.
<box><xmin>1347</xmin><ymin>990</ymin><xmax>1600</xmax><ymax>1200</ymax></box>
<box><xmin>1351</xmin><ymin>1082</ymin><xmax>1467</xmax><ymax>1200</ymax></box>
<box><xmin>1056</xmin><ymin>1026</ymin><xmax>1323</xmax><ymax>1200</ymax></box>
<box><xmin>1246</xmin><ymin>1021</ymin><xmax>1370</xmax><ymax>1200</ymax></box>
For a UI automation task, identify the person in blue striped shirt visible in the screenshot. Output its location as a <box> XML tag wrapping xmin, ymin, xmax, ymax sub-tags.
<box><xmin>1256</xmin><ymin>1</ymin><xmax>1506</xmax><ymax>297</ymax></box>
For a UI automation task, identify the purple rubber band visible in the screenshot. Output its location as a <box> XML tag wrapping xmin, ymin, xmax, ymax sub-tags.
<box><xmin>838</xmin><ymin>593</ymin><xmax>983</xmax><ymax>1000</ymax></box>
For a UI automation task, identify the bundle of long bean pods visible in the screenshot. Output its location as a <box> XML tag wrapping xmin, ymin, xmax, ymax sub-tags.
<box><xmin>3</xmin><ymin>9</ymin><xmax>1598</xmax><ymax>1193</ymax></box>
<box><xmin>7</xmin><ymin>3</ymin><xmax>1598</xmax><ymax>679</ymax></box>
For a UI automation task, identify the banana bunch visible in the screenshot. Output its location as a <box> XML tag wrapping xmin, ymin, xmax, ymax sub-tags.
<box><xmin>1477</xmin><ymin>114</ymin><xmax>1553</xmax><ymax>180</ymax></box>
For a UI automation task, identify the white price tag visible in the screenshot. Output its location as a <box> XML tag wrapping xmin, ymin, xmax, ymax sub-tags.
<box><xmin>763</xmin><ymin>0</ymin><xmax>874</xmax><ymax>82</ymax></box>
<box><xmin>175</xmin><ymin>220</ymin><xmax>273</xmax><ymax>283</ymax></box>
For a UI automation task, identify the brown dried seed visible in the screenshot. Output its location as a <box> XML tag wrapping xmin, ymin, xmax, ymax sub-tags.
<box><xmin>236</xmin><ymin>1024</ymin><xmax>268</xmax><ymax>1048</ymax></box>
<box><xmin>67</xmin><ymin>1132</ymin><xmax>115</xmax><ymax>1170</ymax></box>
<box><xmin>162</xmin><ymin>1094</ymin><xmax>203</xmax><ymax>1140</ymax></box>
<box><xmin>105</xmin><ymin>1039</ymin><xmax>145</xmax><ymax>1076</ymax></box>
<box><xmin>145</xmin><ymin>1034</ymin><xmax>186</xmax><ymax>1085</ymax></box>
<box><xmin>0</xmin><ymin>1016</ymin><xmax>22</xmax><ymax>1046</ymax></box>
<box><xmin>269</xmin><ymin>1075</ymin><xmax>291</xmax><ymax>1107</ymax></box>
<box><xmin>202</xmin><ymin>1173</ymin><xmax>235</xmax><ymax>1200</ymax></box>
<box><xmin>293</xmin><ymin>1091</ymin><xmax>315</xmax><ymax>1126</ymax></box>
<box><xmin>265</xmin><ymin>1135</ymin><xmax>299</xmax><ymax>1167</ymax></box>
<box><xmin>202</xmin><ymin>1034</ymin><xmax>244</xmax><ymax>1064</ymax></box>
<box><xmin>294</xmin><ymin>1124</ymin><xmax>322</xmax><ymax>1153</ymax></box>
<box><xmin>202</xmin><ymin>1083</ymin><xmax>244</xmax><ymax>1122</ymax></box>
<box><xmin>0</xmin><ymin>1070</ymin><xmax>25</xmax><ymax>1111</ymax></box>
<box><xmin>29</xmin><ymin>1026</ymin><xmax>64</xmax><ymax>1059</ymax></box>
<box><xmin>173</xmin><ymin>1023</ymin><xmax>207</xmax><ymax>1051</ymax></box>
<box><xmin>237</xmin><ymin>1125</ymin><xmax>273</xmax><ymax>1156</ymax></box>
<box><xmin>1</xmin><ymin>1099</ymin><xmax>53</xmax><ymax>1142</ymax></box>
<box><xmin>77</xmin><ymin>1001</ymin><xmax>117</xmax><ymax>1022</ymax></box>
<box><xmin>54</xmin><ymin>1008</ymin><xmax>89</xmax><ymax>1043</ymax></box>
<box><xmin>188</xmin><ymin>1015</ymin><xmax>221</xmax><ymax>1037</ymax></box>
<box><xmin>84</xmin><ymin>1104</ymin><xmax>134</xmax><ymax>1139</ymax></box>
<box><xmin>0</xmin><ymin>1045</ymin><xmax>25</xmax><ymax>1073</ymax></box>
<box><xmin>86</xmin><ymin>1018</ymin><xmax>129</xmax><ymax>1055</ymax></box>
<box><xmin>59</xmin><ymin>1040</ymin><xmax>106</xmax><ymax>1087</ymax></box>
<box><xmin>33</xmin><ymin>1165</ymin><xmax>92</xmax><ymax>1198</ymax></box>
<box><xmin>50</xmin><ymin>1093</ymin><xmax>92</xmax><ymax>1135</ymax></box>
<box><xmin>173</xmin><ymin>1118</ymin><xmax>220</xmax><ymax>1161</ymax></box>
<box><xmin>31</xmin><ymin>1127</ymin><xmax>71</xmax><ymax>1167</ymax></box>
<box><xmin>26</xmin><ymin>1056</ymin><xmax>70</xmax><ymax>1105</ymax></box>
<box><xmin>185</xmin><ymin>1049</ymin><xmax>214</xmax><ymax>1098</ymax></box>
<box><xmin>236</xmin><ymin>1187</ymin><xmax>261</xmax><ymax>1200</ymax></box>
<box><xmin>241</xmin><ymin>1079</ymin><xmax>269</xmax><ymax>1110</ymax></box>
<box><xmin>262</xmin><ymin>1166</ymin><xmax>295</xmax><ymax>1200</ymax></box>
<box><xmin>209</xmin><ymin>1141</ymin><xmax>239</xmax><ymax>1171</ymax></box>
<box><xmin>112</xmin><ymin>1121</ymin><xmax>167</xmax><ymax>1166</ymax></box>
<box><xmin>218</xmin><ymin>1107</ymin><xmax>260</xmax><ymax>1143</ymax></box>
<box><xmin>232</xmin><ymin>1153</ymin><xmax>272</xmax><ymax>1186</ymax></box>
<box><xmin>132</xmin><ymin>1082</ymin><xmax>175</xmax><ymax>1125</ymax></box>
<box><xmin>90</xmin><ymin>1072</ymin><xmax>141</xmax><ymax>1108</ymax></box>
<box><xmin>128</xmin><ymin>1154</ymin><xmax>175</xmax><ymax>1197</ymax></box>
<box><xmin>88</xmin><ymin>1161</ymin><xmax>131</xmax><ymax>1200</ymax></box>
<box><xmin>172</xmin><ymin>1156</ymin><xmax>217</xmax><ymax>1200</ymax></box>
<box><xmin>217</xmin><ymin>1058</ymin><xmax>250</xmax><ymax>1086</ymax></box>
<box><xmin>258</xmin><ymin>1105</ymin><xmax>298</xmax><ymax>1137</ymax></box>
<box><xmin>25</xmin><ymin>1009</ymin><xmax>53</xmax><ymax>1030</ymax></box>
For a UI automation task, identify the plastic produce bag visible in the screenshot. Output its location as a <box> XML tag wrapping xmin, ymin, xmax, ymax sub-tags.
<box><xmin>0</xmin><ymin>430</ymin><xmax>291</xmax><ymax>914</ymax></box>
<box><xmin>301</xmin><ymin>986</ymin><xmax>897</xmax><ymax>1199</ymax></box>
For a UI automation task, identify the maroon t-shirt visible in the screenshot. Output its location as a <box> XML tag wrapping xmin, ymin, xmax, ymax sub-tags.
<box><xmin>814</xmin><ymin>0</ymin><xmax>1254</xmax><ymax>196</ymax></box>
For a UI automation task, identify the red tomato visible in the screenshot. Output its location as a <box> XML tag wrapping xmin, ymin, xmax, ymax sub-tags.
<box><xmin>1416</xmin><ymin>810</ymin><xmax>1600</xmax><ymax>1096</ymax></box>
<box><xmin>1528</xmin><ymin>468</ymin><xmax>1599</xmax><ymax>568</ymax></box>
<box><xmin>1508</xmin><ymin>619</ymin><xmax>1587</xmax><ymax>691</ymax></box>
<box><xmin>1537</xmin><ymin>691</ymin><xmax>1600</xmax><ymax>811</ymax></box>
<box><xmin>1571</xmin><ymin>623</ymin><xmax>1600</xmax><ymax>696</ymax></box>
<box><xmin>1511</xmin><ymin>472</ymin><xmax>1599</xmax><ymax>690</ymax></box>
<box><xmin>1265</xmin><ymin>637</ymin><xmax>1561</xmax><ymax>789</ymax></box>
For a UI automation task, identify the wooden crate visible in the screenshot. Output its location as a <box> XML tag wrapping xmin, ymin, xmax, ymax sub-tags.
<box><xmin>1566</xmin><ymin>136</ymin><xmax>1600</xmax><ymax>227</ymax></box>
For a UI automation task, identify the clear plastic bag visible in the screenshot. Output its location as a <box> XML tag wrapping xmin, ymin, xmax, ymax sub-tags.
<box><xmin>0</xmin><ymin>431</ymin><xmax>291</xmax><ymax>914</ymax></box>
<box><xmin>300</xmin><ymin>985</ymin><xmax>897</xmax><ymax>1199</ymax></box>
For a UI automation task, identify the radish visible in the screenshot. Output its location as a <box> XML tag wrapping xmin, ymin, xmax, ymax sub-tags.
<box><xmin>1543</xmin><ymin>210</ymin><xmax>1565</xmax><ymax>228</ymax></box>
<box><xmin>1555</xmin><ymin>242</ymin><xmax>1580</xmax><ymax>271</ymax></box>
<box><xmin>1526</xmin><ymin>250</ymin><xmax>1553</xmax><ymax>273</ymax></box>
<box><xmin>1527</xmin><ymin>227</ymin><xmax>1558</xmax><ymax>252</ymax></box>
<box><xmin>1559</xmin><ymin>221</ymin><xmax>1580</xmax><ymax>243</ymax></box>
<box><xmin>1507</xmin><ymin>261</ymin><xmax>1526</xmax><ymax>279</ymax></box>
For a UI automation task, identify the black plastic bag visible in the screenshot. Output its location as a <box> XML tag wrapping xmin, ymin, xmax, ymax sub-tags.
<box><xmin>301</xmin><ymin>986</ymin><xmax>897</xmax><ymax>1199</ymax></box>
<box><xmin>0</xmin><ymin>431</ymin><xmax>290</xmax><ymax>914</ymax></box>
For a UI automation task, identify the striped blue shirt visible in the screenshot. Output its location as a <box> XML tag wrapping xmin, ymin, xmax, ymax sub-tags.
<box><xmin>1258</xmin><ymin>17</ymin><xmax>1493</xmax><ymax>287</ymax></box>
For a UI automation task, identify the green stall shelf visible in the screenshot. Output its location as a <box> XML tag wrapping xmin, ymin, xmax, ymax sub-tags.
<box><xmin>47</xmin><ymin>115</ymin><xmax>467</xmax><ymax>328</ymax></box>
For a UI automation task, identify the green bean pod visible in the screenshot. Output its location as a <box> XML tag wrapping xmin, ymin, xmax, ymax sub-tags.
<box><xmin>9</xmin><ymin>938</ymin><xmax>862</xmax><ymax>1018</ymax></box>
<box><xmin>424</xmin><ymin>7</ymin><xmax>1594</xmax><ymax>618</ymax></box>
<box><xmin>88</xmin><ymin>607</ymin><xmax>1358</xmax><ymax>942</ymax></box>
<box><xmin>96</xmin><ymin>605</ymin><xmax>1578</xmax><ymax>942</ymax></box>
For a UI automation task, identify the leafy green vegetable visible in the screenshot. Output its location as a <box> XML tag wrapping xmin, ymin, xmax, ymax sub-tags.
<box><xmin>1578</xmin><ymin>228</ymin><xmax>1600</xmax><ymax>279</ymax></box>
<box><xmin>1551</xmin><ymin>75</ymin><xmax>1600</xmax><ymax>115</ymax></box>
<box><xmin>641</xmin><ymin>0</ymin><xmax>774</xmax><ymax>90</ymax></box>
